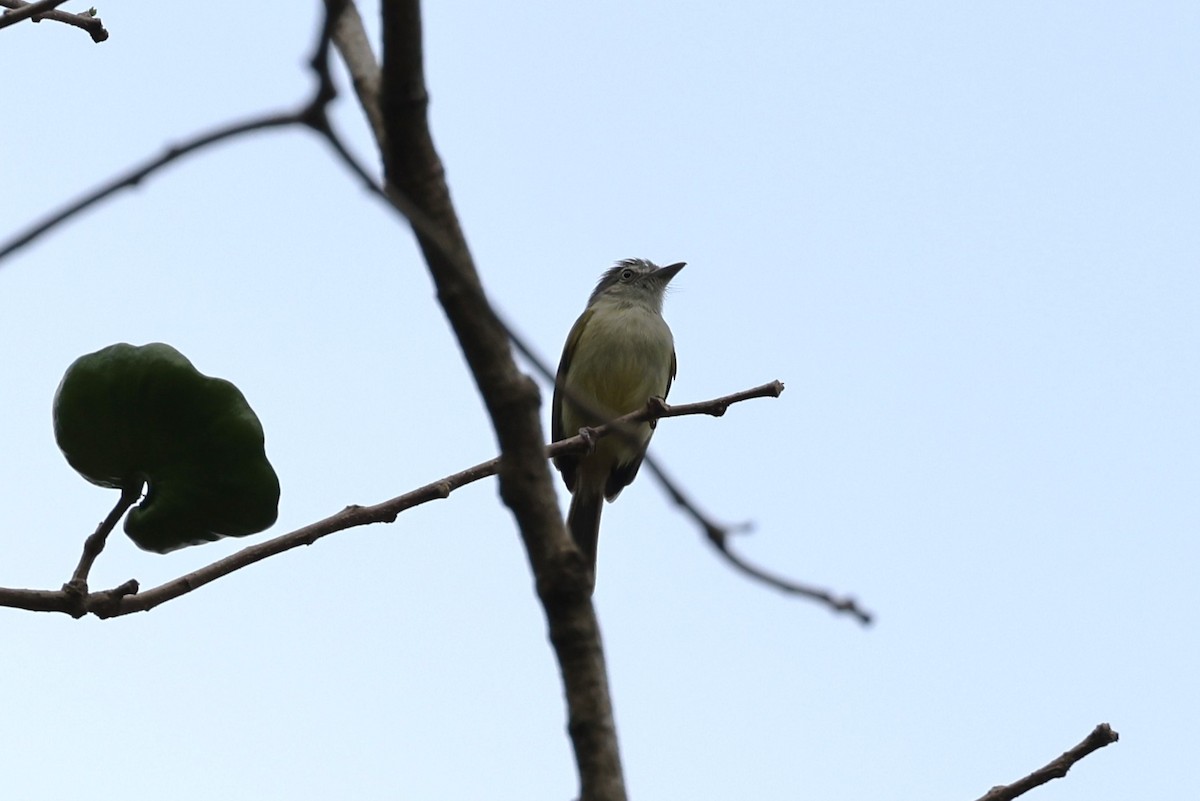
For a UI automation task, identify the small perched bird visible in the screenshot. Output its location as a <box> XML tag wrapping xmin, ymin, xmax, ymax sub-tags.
<box><xmin>552</xmin><ymin>258</ymin><xmax>684</xmax><ymax>577</ymax></box>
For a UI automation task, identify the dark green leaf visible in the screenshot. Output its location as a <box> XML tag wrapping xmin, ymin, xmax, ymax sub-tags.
<box><xmin>53</xmin><ymin>343</ymin><xmax>280</xmax><ymax>553</ymax></box>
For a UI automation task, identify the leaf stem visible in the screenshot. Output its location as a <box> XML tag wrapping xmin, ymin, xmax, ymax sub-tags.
<box><xmin>64</xmin><ymin>482</ymin><xmax>142</xmax><ymax>597</ymax></box>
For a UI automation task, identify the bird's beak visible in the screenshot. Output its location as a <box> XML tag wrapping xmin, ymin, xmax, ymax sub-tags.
<box><xmin>655</xmin><ymin>261</ymin><xmax>686</xmax><ymax>285</ymax></box>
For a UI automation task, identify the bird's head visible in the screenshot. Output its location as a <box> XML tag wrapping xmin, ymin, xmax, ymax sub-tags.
<box><xmin>587</xmin><ymin>258</ymin><xmax>685</xmax><ymax>312</ymax></box>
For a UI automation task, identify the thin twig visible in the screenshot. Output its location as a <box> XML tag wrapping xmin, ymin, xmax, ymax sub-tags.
<box><xmin>0</xmin><ymin>0</ymin><xmax>351</xmax><ymax>266</ymax></box>
<box><xmin>63</xmin><ymin>481</ymin><xmax>141</xmax><ymax>596</ymax></box>
<box><xmin>0</xmin><ymin>0</ymin><xmax>107</xmax><ymax>41</ymax></box>
<box><xmin>974</xmin><ymin>723</ymin><xmax>1119</xmax><ymax>801</ymax></box>
<box><xmin>644</xmin><ymin>456</ymin><xmax>873</xmax><ymax>625</ymax></box>
<box><xmin>0</xmin><ymin>111</ymin><xmax>304</xmax><ymax>263</ymax></box>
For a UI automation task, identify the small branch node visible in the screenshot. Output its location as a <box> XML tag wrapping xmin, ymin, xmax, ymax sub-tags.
<box><xmin>87</xmin><ymin>579</ymin><xmax>139</xmax><ymax>619</ymax></box>
<box><xmin>108</xmin><ymin>579</ymin><xmax>140</xmax><ymax>598</ymax></box>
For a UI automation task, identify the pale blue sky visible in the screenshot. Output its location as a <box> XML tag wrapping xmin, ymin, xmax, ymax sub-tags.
<box><xmin>2</xmin><ymin>2</ymin><xmax>1197</xmax><ymax>798</ymax></box>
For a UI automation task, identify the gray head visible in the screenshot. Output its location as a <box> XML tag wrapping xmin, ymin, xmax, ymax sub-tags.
<box><xmin>587</xmin><ymin>258</ymin><xmax>685</xmax><ymax>311</ymax></box>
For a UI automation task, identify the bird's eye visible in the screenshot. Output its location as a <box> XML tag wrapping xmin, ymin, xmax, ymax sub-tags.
<box><xmin>620</xmin><ymin>268</ymin><xmax>635</xmax><ymax>281</ymax></box>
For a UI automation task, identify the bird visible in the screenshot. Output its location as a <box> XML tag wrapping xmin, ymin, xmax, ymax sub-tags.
<box><xmin>552</xmin><ymin>258</ymin><xmax>684</xmax><ymax>579</ymax></box>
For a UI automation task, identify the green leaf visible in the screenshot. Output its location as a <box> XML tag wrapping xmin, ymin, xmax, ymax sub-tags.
<box><xmin>53</xmin><ymin>343</ymin><xmax>280</xmax><ymax>553</ymax></box>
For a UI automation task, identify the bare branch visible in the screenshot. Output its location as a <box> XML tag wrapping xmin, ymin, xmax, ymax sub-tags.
<box><xmin>547</xmin><ymin>384</ymin><xmax>781</xmax><ymax>458</ymax></box>
<box><xmin>547</xmin><ymin>383</ymin><xmax>785</xmax><ymax>466</ymax></box>
<box><xmin>0</xmin><ymin>0</ymin><xmax>108</xmax><ymax>42</ymax></box>
<box><xmin>377</xmin><ymin>2</ymin><xmax>628</xmax><ymax>798</ymax></box>
<box><xmin>0</xmin><ymin>0</ymin><xmax>69</xmax><ymax>27</ymax></box>
<box><xmin>974</xmin><ymin>723</ymin><xmax>1119</xmax><ymax>801</ymax></box>
<box><xmin>331</xmin><ymin>0</ymin><xmax>384</xmax><ymax>145</ymax></box>
<box><xmin>0</xmin><ymin>1</ymin><xmax>351</xmax><ymax>266</ymax></box>
<box><xmin>632</xmin><ymin>385</ymin><xmax>874</xmax><ymax>625</ymax></box>
<box><xmin>644</xmin><ymin>456</ymin><xmax>874</xmax><ymax>625</ymax></box>
<box><xmin>0</xmin><ymin>111</ymin><xmax>307</xmax><ymax>265</ymax></box>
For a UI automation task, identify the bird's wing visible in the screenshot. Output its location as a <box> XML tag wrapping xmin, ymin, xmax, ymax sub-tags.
<box><xmin>551</xmin><ymin>307</ymin><xmax>594</xmax><ymax>491</ymax></box>
<box><xmin>665</xmin><ymin>347</ymin><xmax>676</xmax><ymax>399</ymax></box>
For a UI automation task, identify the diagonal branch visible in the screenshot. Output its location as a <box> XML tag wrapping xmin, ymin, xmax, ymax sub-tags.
<box><xmin>0</xmin><ymin>111</ymin><xmax>303</xmax><ymax>264</ymax></box>
<box><xmin>973</xmin><ymin>723</ymin><xmax>1119</xmax><ymax>801</ymax></box>
<box><xmin>331</xmin><ymin>0</ymin><xmax>383</xmax><ymax>144</ymax></box>
<box><xmin>377</xmin><ymin>2</ymin><xmax>627</xmax><ymax>799</ymax></box>
<box><xmin>0</xmin><ymin>1</ymin><xmax>347</xmax><ymax>266</ymax></box>
<box><xmin>643</xmin><ymin>455</ymin><xmax>873</xmax><ymax>625</ymax></box>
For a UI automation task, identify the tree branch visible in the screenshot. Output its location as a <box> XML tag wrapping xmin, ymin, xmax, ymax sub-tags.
<box><xmin>0</xmin><ymin>0</ymin><xmax>108</xmax><ymax>42</ymax></box>
<box><xmin>377</xmin><ymin>2</ymin><xmax>628</xmax><ymax>798</ymax></box>
<box><xmin>0</xmin><ymin>383</ymin><xmax>776</xmax><ymax>622</ymax></box>
<box><xmin>0</xmin><ymin>0</ymin><xmax>68</xmax><ymax>27</ymax></box>
<box><xmin>331</xmin><ymin>0</ymin><xmax>384</xmax><ymax>145</ymax></box>
<box><xmin>974</xmin><ymin>723</ymin><xmax>1119</xmax><ymax>801</ymax></box>
<box><xmin>0</xmin><ymin>1</ymin><xmax>349</xmax><ymax>266</ymax></box>
<box><xmin>0</xmin><ymin>113</ymin><xmax>306</xmax><ymax>265</ymax></box>
<box><xmin>643</xmin><ymin>455</ymin><xmax>873</xmax><ymax>625</ymax></box>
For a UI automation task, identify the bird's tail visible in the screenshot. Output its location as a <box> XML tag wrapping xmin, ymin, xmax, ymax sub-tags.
<box><xmin>567</xmin><ymin>485</ymin><xmax>604</xmax><ymax>579</ymax></box>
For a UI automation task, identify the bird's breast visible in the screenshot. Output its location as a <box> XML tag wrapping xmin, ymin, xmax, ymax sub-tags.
<box><xmin>564</xmin><ymin>304</ymin><xmax>674</xmax><ymax>423</ymax></box>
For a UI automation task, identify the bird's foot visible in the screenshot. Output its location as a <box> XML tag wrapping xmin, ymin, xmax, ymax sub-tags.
<box><xmin>577</xmin><ymin>426</ymin><xmax>600</xmax><ymax>454</ymax></box>
<box><xmin>646</xmin><ymin>396</ymin><xmax>670</xmax><ymax>429</ymax></box>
